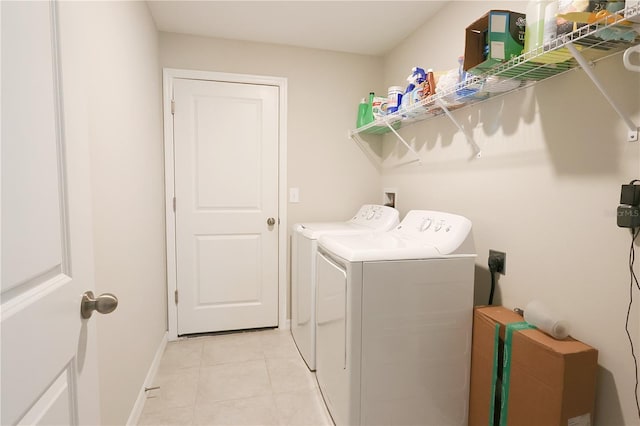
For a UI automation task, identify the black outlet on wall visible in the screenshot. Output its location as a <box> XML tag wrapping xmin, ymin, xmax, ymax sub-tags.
<box><xmin>489</xmin><ymin>250</ymin><xmax>506</xmax><ymax>275</ymax></box>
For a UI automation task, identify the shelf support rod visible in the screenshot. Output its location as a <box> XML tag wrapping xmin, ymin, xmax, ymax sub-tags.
<box><xmin>381</xmin><ymin>119</ymin><xmax>422</xmax><ymax>164</ymax></box>
<box><xmin>348</xmin><ymin>131</ymin><xmax>383</xmax><ymax>170</ymax></box>
<box><xmin>435</xmin><ymin>99</ymin><xmax>482</xmax><ymax>158</ymax></box>
<box><xmin>566</xmin><ymin>42</ymin><xmax>638</xmax><ymax>142</ymax></box>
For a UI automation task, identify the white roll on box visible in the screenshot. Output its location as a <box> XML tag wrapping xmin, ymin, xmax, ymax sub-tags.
<box><xmin>523</xmin><ymin>300</ymin><xmax>570</xmax><ymax>340</ymax></box>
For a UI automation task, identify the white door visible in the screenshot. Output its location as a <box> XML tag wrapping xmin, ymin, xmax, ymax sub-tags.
<box><xmin>1</xmin><ymin>1</ymin><xmax>101</xmax><ymax>425</ymax></box>
<box><xmin>172</xmin><ymin>78</ymin><xmax>279</xmax><ymax>335</ymax></box>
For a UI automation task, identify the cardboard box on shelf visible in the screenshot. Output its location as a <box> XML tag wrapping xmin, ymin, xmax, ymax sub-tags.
<box><xmin>464</xmin><ymin>10</ymin><xmax>526</xmax><ymax>75</ymax></box>
<box><xmin>468</xmin><ymin>306</ymin><xmax>598</xmax><ymax>426</ymax></box>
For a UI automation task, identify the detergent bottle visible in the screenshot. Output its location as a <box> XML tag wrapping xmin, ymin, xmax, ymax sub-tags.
<box><xmin>356</xmin><ymin>92</ymin><xmax>375</xmax><ymax>128</ymax></box>
<box><xmin>356</xmin><ymin>97</ymin><xmax>369</xmax><ymax>128</ymax></box>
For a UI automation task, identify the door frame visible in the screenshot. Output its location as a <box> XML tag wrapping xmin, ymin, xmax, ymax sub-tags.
<box><xmin>162</xmin><ymin>68</ymin><xmax>288</xmax><ymax>341</ymax></box>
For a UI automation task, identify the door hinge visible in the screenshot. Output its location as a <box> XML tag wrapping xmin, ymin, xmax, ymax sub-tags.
<box><xmin>171</xmin><ymin>99</ymin><xmax>175</xmax><ymax>115</ymax></box>
<box><xmin>174</xmin><ymin>289</ymin><xmax>178</xmax><ymax>304</ymax></box>
<box><xmin>172</xmin><ymin>197</ymin><xmax>176</xmax><ymax>212</ymax></box>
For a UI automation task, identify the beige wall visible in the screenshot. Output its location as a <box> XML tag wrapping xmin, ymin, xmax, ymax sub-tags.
<box><xmin>382</xmin><ymin>2</ymin><xmax>640</xmax><ymax>424</ymax></box>
<box><xmin>57</xmin><ymin>2</ymin><xmax>640</xmax><ymax>423</ymax></box>
<box><xmin>159</xmin><ymin>32</ymin><xmax>384</xmax><ymax>224</ymax></box>
<box><xmin>59</xmin><ymin>2</ymin><xmax>167</xmax><ymax>425</ymax></box>
<box><xmin>159</xmin><ymin>33</ymin><xmax>385</xmax><ymax>317</ymax></box>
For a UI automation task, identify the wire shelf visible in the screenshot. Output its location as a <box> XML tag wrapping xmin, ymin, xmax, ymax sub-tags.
<box><xmin>351</xmin><ymin>4</ymin><xmax>640</xmax><ymax>137</ymax></box>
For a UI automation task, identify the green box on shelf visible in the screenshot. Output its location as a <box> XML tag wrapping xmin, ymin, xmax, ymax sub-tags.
<box><xmin>464</xmin><ymin>10</ymin><xmax>526</xmax><ymax>75</ymax></box>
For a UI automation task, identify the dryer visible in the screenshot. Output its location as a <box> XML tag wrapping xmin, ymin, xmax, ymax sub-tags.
<box><xmin>291</xmin><ymin>205</ymin><xmax>399</xmax><ymax>371</ymax></box>
<box><xmin>315</xmin><ymin>210</ymin><xmax>476</xmax><ymax>426</ymax></box>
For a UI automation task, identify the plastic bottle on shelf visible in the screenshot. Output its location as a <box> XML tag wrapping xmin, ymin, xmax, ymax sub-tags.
<box><xmin>356</xmin><ymin>97</ymin><xmax>370</xmax><ymax>128</ymax></box>
<box><xmin>524</xmin><ymin>0</ymin><xmax>557</xmax><ymax>53</ymax></box>
<box><xmin>543</xmin><ymin>1</ymin><xmax>558</xmax><ymax>46</ymax></box>
<box><xmin>425</xmin><ymin>69</ymin><xmax>436</xmax><ymax>97</ymax></box>
<box><xmin>387</xmin><ymin>86</ymin><xmax>403</xmax><ymax>114</ymax></box>
<box><xmin>356</xmin><ymin>92</ymin><xmax>375</xmax><ymax>128</ymax></box>
<box><xmin>371</xmin><ymin>96</ymin><xmax>387</xmax><ymax>119</ymax></box>
<box><xmin>400</xmin><ymin>67</ymin><xmax>426</xmax><ymax>116</ymax></box>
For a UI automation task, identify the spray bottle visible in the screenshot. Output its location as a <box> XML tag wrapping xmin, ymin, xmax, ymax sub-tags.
<box><xmin>400</xmin><ymin>67</ymin><xmax>426</xmax><ymax>113</ymax></box>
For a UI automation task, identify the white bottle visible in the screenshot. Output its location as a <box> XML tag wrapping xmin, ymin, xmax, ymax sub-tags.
<box><xmin>625</xmin><ymin>0</ymin><xmax>640</xmax><ymax>24</ymax></box>
<box><xmin>542</xmin><ymin>1</ymin><xmax>558</xmax><ymax>45</ymax></box>
<box><xmin>524</xmin><ymin>0</ymin><xmax>557</xmax><ymax>52</ymax></box>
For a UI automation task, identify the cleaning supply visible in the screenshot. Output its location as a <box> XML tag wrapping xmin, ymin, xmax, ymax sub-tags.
<box><xmin>400</xmin><ymin>67</ymin><xmax>426</xmax><ymax>113</ymax></box>
<box><xmin>403</xmin><ymin>84</ymin><xmax>423</xmax><ymax>119</ymax></box>
<box><xmin>425</xmin><ymin>69</ymin><xmax>436</xmax><ymax>97</ymax></box>
<box><xmin>387</xmin><ymin>86</ymin><xmax>403</xmax><ymax>114</ymax></box>
<box><xmin>356</xmin><ymin>92</ymin><xmax>375</xmax><ymax>128</ymax></box>
<box><xmin>625</xmin><ymin>0</ymin><xmax>640</xmax><ymax>23</ymax></box>
<box><xmin>356</xmin><ymin>97</ymin><xmax>371</xmax><ymax>128</ymax></box>
<box><xmin>456</xmin><ymin>56</ymin><xmax>488</xmax><ymax>101</ymax></box>
<box><xmin>543</xmin><ymin>1</ymin><xmax>559</xmax><ymax>45</ymax></box>
<box><xmin>524</xmin><ymin>0</ymin><xmax>557</xmax><ymax>52</ymax></box>
<box><xmin>371</xmin><ymin>96</ymin><xmax>387</xmax><ymax>119</ymax></box>
<box><xmin>404</xmin><ymin>69</ymin><xmax>437</xmax><ymax>119</ymax></box>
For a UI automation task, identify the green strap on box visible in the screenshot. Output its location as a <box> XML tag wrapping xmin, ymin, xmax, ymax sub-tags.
<box><xmin>489</xmin><ymin>321</ymin><xmax>535</xmax><ymax>426</ymax></box>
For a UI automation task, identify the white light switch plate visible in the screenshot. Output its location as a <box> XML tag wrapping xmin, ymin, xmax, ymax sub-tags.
<box><xmin>289</xmin><ymin>188</ymin><xmax>299</xmax><ymax>203</ymax></box>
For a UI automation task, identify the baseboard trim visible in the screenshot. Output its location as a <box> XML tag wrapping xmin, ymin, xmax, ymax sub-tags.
<box><xmin>279</xmin><ymin>319</ymin><xmax>291</xmax><ymax>331</ymax></box>
<box><xmin>126</xmin><ymin>331</ymin><xmax>168</xmax><ymax>426</ymax></box>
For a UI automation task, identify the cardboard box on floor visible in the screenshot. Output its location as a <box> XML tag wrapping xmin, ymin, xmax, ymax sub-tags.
<box><xmin>468</xmin><ymin>306</ymin><xmax>598</xmax><ymax>426</ymax></box>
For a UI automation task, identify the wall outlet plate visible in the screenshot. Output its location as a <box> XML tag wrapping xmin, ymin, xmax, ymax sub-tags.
<box><xmin>489</xmin><ymin>249</ymin><xmax>506</xmax><ymax>275</ymax></box>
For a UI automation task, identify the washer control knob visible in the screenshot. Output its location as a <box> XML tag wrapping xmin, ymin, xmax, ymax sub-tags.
<box><xmin>420</xmin><ymin>218</ymin><xmax>432</xmax><ymax>232</ymax></box>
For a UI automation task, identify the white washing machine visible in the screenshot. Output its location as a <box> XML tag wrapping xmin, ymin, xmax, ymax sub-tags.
<box><xmin>315</xmin><ymin>210</ymin><xmax>476</xmax><ymax>426</ymax></box>
<box><xmin>291</xmin><ymin>205</ymin><xmax>399</xmax><ymax>371</ymax></box>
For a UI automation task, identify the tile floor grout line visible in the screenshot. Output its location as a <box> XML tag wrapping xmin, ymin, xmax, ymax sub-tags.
<box><xmin>261</xmin><ymin>352</ymin><xmax>286</xmax><ymax>426</ymax></box>
<box><xmin>190</xmin><ymin>339</ymin><xmax>205</xmax><ymax>425</ymax></box>
<box><xmin>138</xmin><ymin>329</ymin><xmax>332</xmax><ymax>425</ymax></box>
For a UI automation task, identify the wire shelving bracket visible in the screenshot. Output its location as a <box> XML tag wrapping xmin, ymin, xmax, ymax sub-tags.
<box><xmin>435</xmin><ymin>99</ymin><xmax>482</xmax><ymax>159</ymax></box>
<box><xmin>349</xmin><ymin>4</ymin><xmax>640</xmax><ymax>165</ymax></box>
<box><xmin>565</xmin><ymin>42</ymin><xmax>639</xmax><ymax>142</ymax></box>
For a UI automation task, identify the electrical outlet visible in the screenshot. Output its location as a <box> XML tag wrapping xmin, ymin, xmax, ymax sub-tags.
<box><xmin>489</xmin><ymin>250</ymin><xmax>506</xmax><ymax>275</ymax></box>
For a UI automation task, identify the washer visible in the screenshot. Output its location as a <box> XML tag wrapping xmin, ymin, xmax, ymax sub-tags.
<box><xmin>291</xmin><ymin>205</ymin><xmax>399</xmax><ymax>371</ymax></box>
<box><xmin>315</xmin><ymin>210</ymin><xmax>476</xmax><ymax>426</ymax></box>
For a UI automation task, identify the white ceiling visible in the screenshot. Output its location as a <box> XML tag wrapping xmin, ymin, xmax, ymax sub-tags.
<box><xmin>147</xmin><ymin>1</ymin><xmax>448</xmax><ymax>56</ymax></box>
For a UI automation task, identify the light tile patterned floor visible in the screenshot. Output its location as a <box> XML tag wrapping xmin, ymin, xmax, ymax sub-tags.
<box><xmin>137</xmin><ymin>328</ymin><xmax>333</xmax><ymax>426</ymax></box>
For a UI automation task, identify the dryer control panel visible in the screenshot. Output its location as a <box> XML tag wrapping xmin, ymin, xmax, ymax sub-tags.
<box><xmin>394</xmin><ymin>210</ymin><xmax>473</xmax><ymax>255</ymax></box>
<box><xmin>349</xmin><ymin>205</ymin><xmax>399</xmax><ymax>230</ymax></box>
